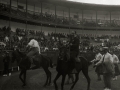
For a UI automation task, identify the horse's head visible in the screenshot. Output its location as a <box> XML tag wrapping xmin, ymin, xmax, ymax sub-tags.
<box><xmin>11</xmin><ymin>48</ymin><xmax>26</xmax><ymax>64</ymax></box>
<box><xmin>58</xmin><ymin>46</ymin><xmax>70</xmax><ymax>61</ymax></box>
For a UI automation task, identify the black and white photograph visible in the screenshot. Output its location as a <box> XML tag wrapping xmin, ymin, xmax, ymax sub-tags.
<box><xmin>0</xmin><ymin>0</ymin><xmax>120</xmax><ymax>90</ymax></box>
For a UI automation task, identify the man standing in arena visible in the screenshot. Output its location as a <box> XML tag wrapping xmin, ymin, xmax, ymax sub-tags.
<box><xmin>91</xmin><ymin>49</ymin><xmax>103</xmax><ymax>81</ymax></box>
<box><xmin>26</xmin><ymin>38</ymin><xmax>41</xmax><ymax>64</ymax></box>
<box><xmin>110</xmin><ymin>50</ymin><xmax>120</xmax><ymax>80</ymax></box>
<box><xmin>94</xmin><ymin>47</ymin><xmax>115</xmax><ymax>90</ymax></box>
<box><xmin>69</xmin><ymin>31</ymin><xmax>80</xmax><ymax>73</ymax></box>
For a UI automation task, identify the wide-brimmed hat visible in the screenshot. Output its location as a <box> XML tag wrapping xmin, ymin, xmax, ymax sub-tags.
<box><xmin>102</xmin><ymin>47</ymin><xmax>108</xmax><ymax>51</ymax></box>
<box><xmin>5</xmin><ymin>51</ymin><xmax>9</xmax><ymax>54</ymax></box>
<box><xmin>94</xmin><ymin>49</ymin><xmax>100</xmax><ymax>52</ymax></box>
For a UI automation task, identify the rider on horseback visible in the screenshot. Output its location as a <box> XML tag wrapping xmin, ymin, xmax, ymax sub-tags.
<box><xmin>69</xmin><ymin>31</ymin><xmax>80</xmax><ymax>73</ymax></box>
<box><xmin>26</xmin><ymin>38</ymin><xmax>41</xmax><ymax>63</ymax></box>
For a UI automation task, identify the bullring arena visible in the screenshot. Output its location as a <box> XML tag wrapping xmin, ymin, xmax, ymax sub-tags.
<box><xmin>0</xmin><ymin>66</ymin><xmax>120</xmax><ymax>90</ymax></box>
<box><xmin>0</xmin><ymin>0</ymin><xmax>120</xmax><ymax>90</ymax></box>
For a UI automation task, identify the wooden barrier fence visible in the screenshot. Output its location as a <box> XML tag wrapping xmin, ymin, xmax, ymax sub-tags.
<box><xmin>0</xmin><ymin>51</ymin><xmax>96</xmax><ymax>72</ymax></box>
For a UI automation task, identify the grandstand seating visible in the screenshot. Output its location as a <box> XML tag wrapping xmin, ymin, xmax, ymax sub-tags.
<box><xmin>0</xmin><ymin>24</ymin><xmax>120</xmax><ymax>53</ymax></box>
<box><xmin>1</xmin><ymin>2</ymin><xmax>120</xmax><ymax>27</ymax></box>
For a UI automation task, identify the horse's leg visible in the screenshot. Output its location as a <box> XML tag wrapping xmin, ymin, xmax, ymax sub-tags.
<box><xmin>71</xmin><ymin>74</ymin><xmax>74</xmax><ymax>83</ymax></box>
<box><xmin>23</xmin><ymin>69</ymin><xmax>27</xmax><ymax>86</ymax></box>
<box><xmin>54</xmin><ymin>73</ymin><xmax>61</xmax><ymax>90</ymax></box>
<box><xmin>43</xmin><ymin>67</ymin><xmax>49</xmax><ymax>87</ymax></box>
<box><xmin>44</xmin><ymin>67</ymin><xmax>52</xmax><ymax>86</ymax></box>
<box><xmin>82</xmin><ymin>68</ymin><xmax>91</xmax><ymax>90</ymax></box>
<box><xmin>19</xmin><ymin>70</ymin><xmax>25</xmax><ymax>86</ymax></box>
<box><xmin>66</xmin><ymin>74</ymin><xmax>70</xmax><ymax>84</ymax></box>
<box><xmin>66</xmin><ymin>74</ymin><xmax>74</xmax><ymax>84</ymax></box>
<box><xmin>70</xmin><ymin>73</ymin><xmax>79</xmax><ymax>90</ymax></box>
<box><xmin>61</xmin><ymin>74</ymin><xmax>66</xmax><ymax>90</ymax></box>
<box><xmin>48</xmin><ymin>70</ymin><xmax>51</xmax><ymax>85</ymax></box>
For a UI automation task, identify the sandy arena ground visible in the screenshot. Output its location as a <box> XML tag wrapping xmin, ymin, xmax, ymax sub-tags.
<box><xmin>0</xmin><ymin>65</ymin><xmax>120</xmax><ymax>90</ymax></box>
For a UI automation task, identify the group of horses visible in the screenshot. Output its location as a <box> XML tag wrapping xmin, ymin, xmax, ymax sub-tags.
<box><xmin>11</xmin><ymin>46</ymin><xmax>91</xmax><ymax>90</ymax></box>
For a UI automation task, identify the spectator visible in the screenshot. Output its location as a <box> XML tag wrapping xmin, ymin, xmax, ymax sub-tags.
<box><xmin>91</xmin><ymin>49</ymin><xmax>103</xmax><ymax>81</ymax></box>
<box><xmin>4</xmin><ymin>35</ymin><xmax>9</xmax><ymax>42</ymax></box>
<box><xmin>110</xmin><ymin>50</ymin><xmax>120</xmax><ymax>80</ymax></box>
<box><xmin>3</xmin><ymin>51</ymin><xmax>11</xmax><ymax>76</ymax></box>
<box><xmin>94</xmin><ymin>47</ymin><xmax>115</xmax><ymax>90</ymax></box>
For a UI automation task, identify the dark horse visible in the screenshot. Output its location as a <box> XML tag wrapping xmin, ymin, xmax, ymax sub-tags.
<box><xmin>11</xmin><ymin>49</ymin><xmax>53</xmax><ymax>87</ymax></box>
<box><xmin>54</xmin><ymin>46</ymin><xmax>91</xmax><ymax>90</ymax></box>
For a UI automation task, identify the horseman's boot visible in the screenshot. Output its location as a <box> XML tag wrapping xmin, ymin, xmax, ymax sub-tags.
<box><xmin>26</xmin><ymin>57</ymin><xmax>34</xmax><ymax>70</ymax></box>
<box><xmin>71</xmin><ymin>60</ymin><xmax>78</xmax><ymax>74</ymax></box>
<box><xmin>30</xmin><ymin>58</ymin><xmax>34</xmax><ymax>64</ymax></box>
<box><xmin>26</xmin><ymin>56</ymin><xmax>33</xmax><ymax>64</ymax></box>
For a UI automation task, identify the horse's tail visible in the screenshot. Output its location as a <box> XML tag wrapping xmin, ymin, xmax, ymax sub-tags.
<box><xmin>49</xmin><ymin>58</ymin><xmax>53</xmax><ymax>68</ymax></box>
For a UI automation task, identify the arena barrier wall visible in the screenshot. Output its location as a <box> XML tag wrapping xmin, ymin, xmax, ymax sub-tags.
<box><xmin>0</xmin><ymin>51</ymin><xmax>18</xmax><ymax>72</ymax></box>
<box><xmin>0</xmin><ymin>51</ymin><xmax>59</xmax><ymax>72</ymax></box>
<box><xmin>0</xmin><ymin>51</ymin><xmax>96</xmax><ymax>72</ymax></box>
<box><xmin>1</xmin><ymin>50</ymin><xmax>119</xmax><ymax>74</ymax></box>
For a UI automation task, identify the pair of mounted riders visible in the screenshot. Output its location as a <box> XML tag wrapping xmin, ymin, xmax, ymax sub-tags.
<box><xmin>15</xmin><ymin>31</ymin><xmax>80</xmax><ymax>72</ymax></box>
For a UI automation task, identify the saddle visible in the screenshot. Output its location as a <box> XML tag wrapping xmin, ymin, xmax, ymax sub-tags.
<box><xmin>31</xmin><ymin>54</ymin><xmax>41</xmax><ymax>63</ymax></box>
<box><xmin>75</xmin><ymin>56</ymin><xmax>81</xmax><ymax>62</ymax></box>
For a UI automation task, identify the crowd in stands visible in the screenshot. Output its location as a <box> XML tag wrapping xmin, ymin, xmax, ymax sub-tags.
<box><xmin>0</xmin><ymin>3</ymin><xmax>9</xmax><ymax>12</ymax></box>
<box><xmin>0</xmin><ymin>25</ymin><xmax>120</xmax><ymax>53</ymax></box>
<box><xmin>1</xmin><ymin>3</ymin><xmax>120</xmax><ymax>27</ymax></box>
<box><xmin>16</xmin><ymin>28</ymin><xmax>45</xmax><ymax>36</ymax></box>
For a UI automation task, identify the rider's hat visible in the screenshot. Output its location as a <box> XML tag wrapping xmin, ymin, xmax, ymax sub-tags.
<box><xmin>103</xmin><ymin>47</ymin><xmax>108</xmax><ymax>49</ymax></box>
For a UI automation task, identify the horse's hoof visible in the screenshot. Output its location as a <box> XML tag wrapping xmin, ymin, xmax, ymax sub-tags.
<box><xmin>87</xmin><ymin>88</ymin><xmax>91</xmax><ymax>90</ymax></box>
<box><xmin>48</xmin><ymin>83</ymin><xmax>53</xmax><ymax>86</ymax></box>
<box><xmin>65</xmin><ymin>82</ymin><xmax>69</xmax><ymax>85</ymax></box>
<box><xmin>22</xmin><ymin>84</ymin><xmax>26</xmax><ymax>87</ymax></box>
<box><xmin>55</xmin><ymin>88</ymin><xmax>58</xmax><ymax>90</ymax></box>
<box><xmin>87</xmin><ymin>89</ymin><xmax>91</xmax><ymax>90</ymax></box>
<box><xmin>70</xmin><ymin>88</ymin><xmax>73</xmax><ymax>90</ymax></box>
<box><xmin>72</xmin><ymin>81</ymin><xmax>75</xmax><ymax>83</ymax></box>
<box><xmin>43</xmin><ymin>85</ymin><xmax>46</xmax><ymax>87</ymax></box>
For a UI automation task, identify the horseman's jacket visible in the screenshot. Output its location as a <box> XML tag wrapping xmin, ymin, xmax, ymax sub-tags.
<box><xmin>95</xmin><ymin>52</ymin><xmax>115</xmax><ymax>74</ymax></box>
<box><xmin>70</xmin><ymin>36</ymin><xmax>79</xmax><ymax>52</ymax></box>
<box><xmin>112</xmin><ymin>54</ymin><xmax>119</xmax><ymax>64</ymax></box>
<box><xmin>27</xmin><ymin>39</ymin><xmax>41</xmax><ymax>54</ymax></box>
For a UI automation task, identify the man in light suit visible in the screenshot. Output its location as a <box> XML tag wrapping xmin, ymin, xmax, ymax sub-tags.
<box><xmin>91</xmin><ymin>49</ymin><xmax>103</xmax><ymax>81</ymax></box>
<box><xmin>110</xmin><ymin>50</ymin><xmax>120</xmax><ymax>80</ymax></box>
<box><xmin>94</xmin><ymin>47</ymin><xmax>115</xmax><ymax>90</ymax></box>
